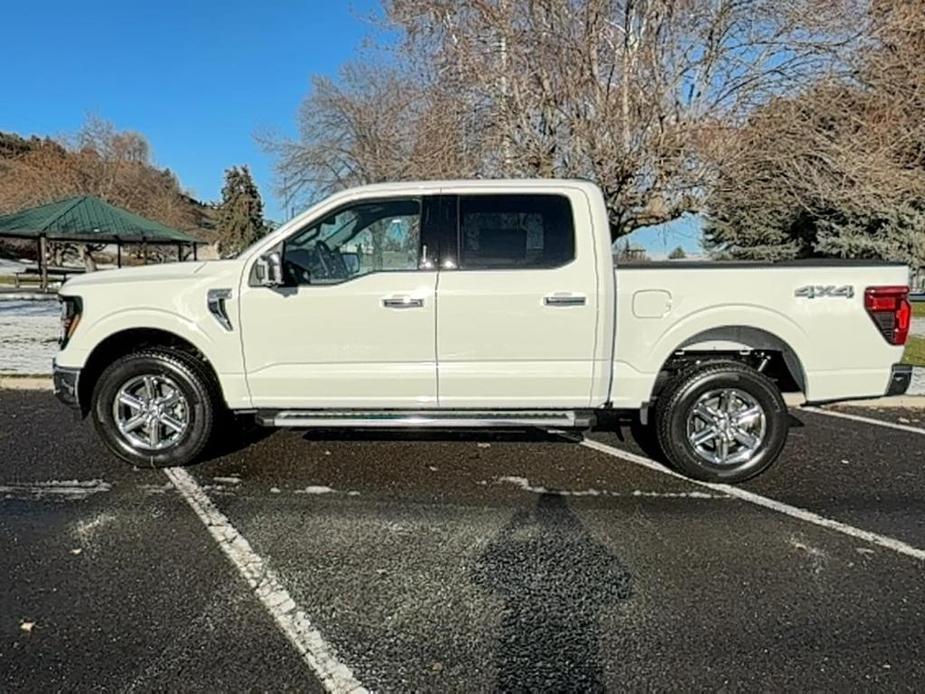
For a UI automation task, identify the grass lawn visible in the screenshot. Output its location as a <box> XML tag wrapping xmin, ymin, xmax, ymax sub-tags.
<box><xmin>904</xmin><ymin>335</ymin><xmax>925</xmax><ymax>367</ymax></box>
<box><xmin>913</xmin><ymin>301</ymin><xmax>925</xmax><ymax>319</ymax></box>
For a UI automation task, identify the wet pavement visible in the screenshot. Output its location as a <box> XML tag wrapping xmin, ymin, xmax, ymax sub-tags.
<box><xmin>1</xmin><ymin>389</ymin><xmax>923</xmax><ymax>691</ymax></box>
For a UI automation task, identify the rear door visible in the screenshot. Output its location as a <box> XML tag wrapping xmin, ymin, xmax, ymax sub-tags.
<box><xmin>434</xmin><ymin>190</ymin><xmax>600</xmax><ymax>407</ymax></box>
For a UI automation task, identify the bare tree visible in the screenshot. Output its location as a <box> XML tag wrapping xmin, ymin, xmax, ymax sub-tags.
<box><xmin>260</xmin><ymin>62</ymin><xmax>483</xmax><ymax>207</ymax></box>
<box><xmin>269</xmin><ymin>0</ymin><xmax>866</xmax><ymax>238</ymax></box>
<box><xmin>393</xmin><ymin>0</ymin><xmax>868</xmax><ymax>237</ymax></box>
<box><xmin>705</xmin><ymin>1</ymin><xmax>925</xmax><ymax>266</ymax></box>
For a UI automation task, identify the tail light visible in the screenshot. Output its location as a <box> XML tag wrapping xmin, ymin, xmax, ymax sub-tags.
<box><xmin>59</xmin><ymin>296</ymin><xmax>82</xmax><ymax>348</ymax></box>
<box><xmin>864</xmin><ymin>286</ymin><xmax>910</xmax><ymax>345</ymax></box>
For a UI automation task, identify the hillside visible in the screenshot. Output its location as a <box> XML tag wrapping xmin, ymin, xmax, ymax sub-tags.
<box><xmin>0</xmin><ymin>127</ymin><xmax>215</xmax><ymax>240</ymax></box>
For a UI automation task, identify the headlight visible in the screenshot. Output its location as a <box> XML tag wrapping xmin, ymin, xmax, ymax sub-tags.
<box><xmin>59</xmin><ymin>296</ymin><xmax>83</xmax><ymax>348</ymax></box>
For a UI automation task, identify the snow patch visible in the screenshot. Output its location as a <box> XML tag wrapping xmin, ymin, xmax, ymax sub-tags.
<box><xmin>0</xmin><ymin>301</ymin><xmax>59</xmax><ymax>375</ymax></box>
<box><xmin>296</xmin><ymin>485</ymin><xmax>334</xmax><ymax>495</ymax></box>
<box><xmin>789</xmin><ymin>536</ymin><xmax>828</xmax><ymax>574</ymax></box>
<box><xmin>138</xmin><ymin>482</ymin><xmax>173</xmax><ymax>495</ymax></box>
<box><xmin>74</xmin><ymin>512</ymin><xmax>117</xmax><ymax>542</ymax></box>
<box><xmin>0</xmin><ymin>258</ymin><xmax>29</xmax><ymax>275</ymax></box>
<box><xmin>493</xmin><ymin>475</ymin><xmax>726</xmax><ymax>499</ymax></box>
<box><xmin>0</xmin><ymin>479</ymin><xmax>112</xmax><ymax>501</ymax></box>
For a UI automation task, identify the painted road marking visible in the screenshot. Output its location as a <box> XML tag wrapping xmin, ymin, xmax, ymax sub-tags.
<box><xmin>163</xmin><ymin>467</ymin><xmax>367</xmax><ymax>694</ymax></box>
<box><xmin>577</xmin><ymin>437</ymin><xmax>925</xmax><ymax>562</ymax></box>
<box><xmin>801</xmin><ymin>406</ymin><xmax>925</xmax><ymax>435</ymax></box>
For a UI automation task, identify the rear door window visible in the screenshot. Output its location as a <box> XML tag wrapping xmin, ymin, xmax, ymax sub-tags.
<box><xmin>457</xmin><ymin>194</ymin><xmax>575</xmax><ymax>270</ymax></box>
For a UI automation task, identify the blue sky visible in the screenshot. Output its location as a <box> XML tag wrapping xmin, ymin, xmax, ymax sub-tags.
<box><xmin>1</xmin><ymin>0</ymin><xmax>378</xmax><ymax>221</ymax></box>
<box><xmin>1</xmin><ymin>0</ymin><xmax>702</xmax><ymax>253</ymax></box>
<box><xmin>622</xmin><ymin>214</ymin><xmax>704</xmax><ymax>258</ymax></box>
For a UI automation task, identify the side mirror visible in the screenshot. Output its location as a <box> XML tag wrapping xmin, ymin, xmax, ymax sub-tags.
<box><xmin>255</xmin><ymin>252</ymin><xmax>283</xmax><ymax>287</ymax></box>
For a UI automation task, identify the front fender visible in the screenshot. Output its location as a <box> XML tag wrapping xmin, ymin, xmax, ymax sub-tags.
<box><xmin>61</xmin><ymin>308</ymin><xmax>217</xmax><ymax>368</ymax></box>
<box><xmin>58</xmin><ymin>306</ymin><xmax>252</xmax><ymax>410</ymax></box>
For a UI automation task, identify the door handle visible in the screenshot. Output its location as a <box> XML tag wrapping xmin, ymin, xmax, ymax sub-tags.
<box><xmin>382</xmin><ymin>295</ymin><xmax>424</xmax><ymax>309</ymax></box>
<box><xmin>544</xmin><ymin>293</ymin><xmax>586</xmax><ymax>307</ymax></box>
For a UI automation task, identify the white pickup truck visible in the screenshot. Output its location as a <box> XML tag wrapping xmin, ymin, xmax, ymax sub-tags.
<box><xmin>53</xmin><ymin>180</ymin><xmax>913</xmax><ymax>482</ymax></box>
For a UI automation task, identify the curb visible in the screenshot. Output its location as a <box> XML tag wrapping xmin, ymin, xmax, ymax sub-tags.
<box><xmin>0</xmin><ymin>377</ymin><xmax>53</xmax><ymax>390</ymax></box>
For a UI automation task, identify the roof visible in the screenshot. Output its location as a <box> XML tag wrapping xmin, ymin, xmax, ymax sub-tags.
<box><xmin>340</xmin><ymin>178</ymin><xmax>602</xmax><ymax>197</ymax></box>
<box><xmin>276</xmin><ymin>178</ymin><xmax>604</xmax><ymax>238</ymax></box>
<box><xmin>0</xmin><ymin>196</ymin><xmax>202</xmax><ymax>243</ymax></box>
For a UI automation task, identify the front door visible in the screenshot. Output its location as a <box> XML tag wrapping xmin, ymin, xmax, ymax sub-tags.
<box><xmin>239</xmin><ymin>197</ymin><xmax>437</xmax><ymax>409</ymax></box>
<box><xmin>435</xmin><ymin>192</ymin><xmax>600</xmax><ymax>408</ymax></box>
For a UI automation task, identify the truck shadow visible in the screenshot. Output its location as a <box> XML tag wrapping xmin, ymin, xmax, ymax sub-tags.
<box><xmin>200</xmin><ymin>416</ymin><xmax>276</xmax><ymax>462</ymax></box>
<box><xmin>470</xmin><ymin>492</ymin><xmax>633</xmax><ymax>691</ymax></box>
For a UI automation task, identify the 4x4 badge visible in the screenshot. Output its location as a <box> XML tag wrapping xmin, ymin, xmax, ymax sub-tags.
<box><xmin>794</xmin><ymin>285</ymin><xmax>854</xmax><ymax>299</ymax></box>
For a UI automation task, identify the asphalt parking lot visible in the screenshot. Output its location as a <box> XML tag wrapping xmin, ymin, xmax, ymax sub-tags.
<box><xmin>1</xmin><ymin>389</ymin><xmax>923</xmax><ymax>692</ymax></box>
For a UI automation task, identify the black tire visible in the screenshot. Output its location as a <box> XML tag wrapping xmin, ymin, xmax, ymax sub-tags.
<box><xmin>654</xmin><ymin>360</ymin><xmax>789</xmax><ymax>483</ymax></box>
<box><xmin>91</xmin><ymin>348</ymin><xmax>218</xmax><ymax>468</ymax></box>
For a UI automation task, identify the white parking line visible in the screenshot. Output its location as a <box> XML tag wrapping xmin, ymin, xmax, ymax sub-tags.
<box><xmin>800</xmin><ymin>406</ymin><xmax>925</xmax><ymax>435</ymax></box>
<box><xmin>577</xmin><ymin>437</ymin><xmax>925</xmax><ymax>562</ymax></box>
<box><xmin>163</xmin><ymin>467</ymin><xmax>367</xmax><ymax>694</ymax></box>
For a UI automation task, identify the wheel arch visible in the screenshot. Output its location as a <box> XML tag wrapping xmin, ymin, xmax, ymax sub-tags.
<box><xmin>649</xmin><ymin>325</ymin><xmax>807</xmax><ymax>402</ymax></box>
<box><xmin>78</xmin><ymin>327</ymin><xmax>222</xmax><ymax>417</ymax></box>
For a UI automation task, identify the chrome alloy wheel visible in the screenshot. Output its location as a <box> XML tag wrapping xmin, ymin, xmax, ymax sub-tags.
<box><xmin>112</xmin><ymin>374</ymin><xmax>190</xmax><ymax>451</ymax></box>
<box><xmin>685</xmin><ymin>388</ymin><xmax>767</xmax><ymax>466</ymax></box>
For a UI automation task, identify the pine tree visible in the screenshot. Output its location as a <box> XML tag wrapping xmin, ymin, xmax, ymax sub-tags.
<box><xmin>668</xmin><ymin>246</ymin><xmax>687</xmax><ymax>260</ymax></box>
<box><xmin>216</xmin><ymin>165</ymin><xmax>268</xmax><ymax>256</ymax></box>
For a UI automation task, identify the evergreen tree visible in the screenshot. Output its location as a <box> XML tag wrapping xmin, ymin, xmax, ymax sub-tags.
<box><xmin>668</xmin><ymin>246</ymin><xmax>687</xmax><ymax>260</ymax></box>
<box><xmin>216</xmin><ymin>165</ymin><xmax>267</xmax><ymax>256</ymax></box>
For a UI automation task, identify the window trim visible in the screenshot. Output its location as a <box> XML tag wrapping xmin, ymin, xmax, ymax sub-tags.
<box><xmin>279</xmin><ymin>196</ymin><xmax>430</xmax><ymax>287</ymax></box>
<box><xmin>448</xmin><ymin>193</ymin><xmax>578</xmax><ymax>272</ymax></box>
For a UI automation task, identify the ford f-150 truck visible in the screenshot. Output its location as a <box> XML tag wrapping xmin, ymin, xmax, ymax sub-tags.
<box><xmin>53</xmin><ymin>180</ymin><xmax>913</xmax><ymax>482</ymax></box>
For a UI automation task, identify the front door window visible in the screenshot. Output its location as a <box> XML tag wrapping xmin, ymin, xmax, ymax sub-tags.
<box><xmin>282</xmin><ymin>199</ymin><xmax>421</xmax><ymax>285</ymax></box>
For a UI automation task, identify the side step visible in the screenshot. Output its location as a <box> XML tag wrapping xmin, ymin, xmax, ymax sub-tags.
<box><xmin>256</xmin><ymin>409</ymin><xmax>595</xmax><ymax>429</ymax></box>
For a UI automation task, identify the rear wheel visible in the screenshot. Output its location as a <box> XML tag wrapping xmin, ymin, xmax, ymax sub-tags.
<box><xmin>91</xmin><ymin>348</ymin><xmax>218</xmax><ymax>468</ymax></box>
<box><xmin>654</xmin><ymin>360</ymin><xmax>789</xmax><ymax>483</ymax></box>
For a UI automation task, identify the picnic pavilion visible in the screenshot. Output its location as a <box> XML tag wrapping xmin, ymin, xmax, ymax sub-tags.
<box><xmin>0</xmin><ymin>195</ymin><xmax>205</xmax><ymax>290</ymax></box>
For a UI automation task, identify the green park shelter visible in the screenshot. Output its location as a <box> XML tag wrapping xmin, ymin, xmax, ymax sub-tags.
<box><xmin>0</xmin><ymin>195</ymin><xmax>205</xmax><ymax>289</ymax></box>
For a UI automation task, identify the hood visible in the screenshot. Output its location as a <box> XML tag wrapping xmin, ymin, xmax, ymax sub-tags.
<box><xmin>60</xmin><ymin>260</ymin><xmax>239</xmax><ymax>292</ymax></box>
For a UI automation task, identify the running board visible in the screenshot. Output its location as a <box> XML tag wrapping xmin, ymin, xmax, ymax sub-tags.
<box><xmin>256</xmin><ymin>409</ymin><xmax>594</xmax><ymax>429</ymax></box>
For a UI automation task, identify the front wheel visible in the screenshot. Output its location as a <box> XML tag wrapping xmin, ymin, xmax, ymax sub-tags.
<box><xmin>654</xmin><ymin>360</ymin><xmax>789</xmax><ymax>483</ymax></box>
<box><xmin>91</xmin><ymin>348</ymin><xmax>218</xmax><ymax>468</ymax></box>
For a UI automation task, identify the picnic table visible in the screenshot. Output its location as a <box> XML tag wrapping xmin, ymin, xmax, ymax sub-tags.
<box><xmin>13</xmin><ymin>264</ymin><xmax>86</xmax><ymax>288</ymax></box>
